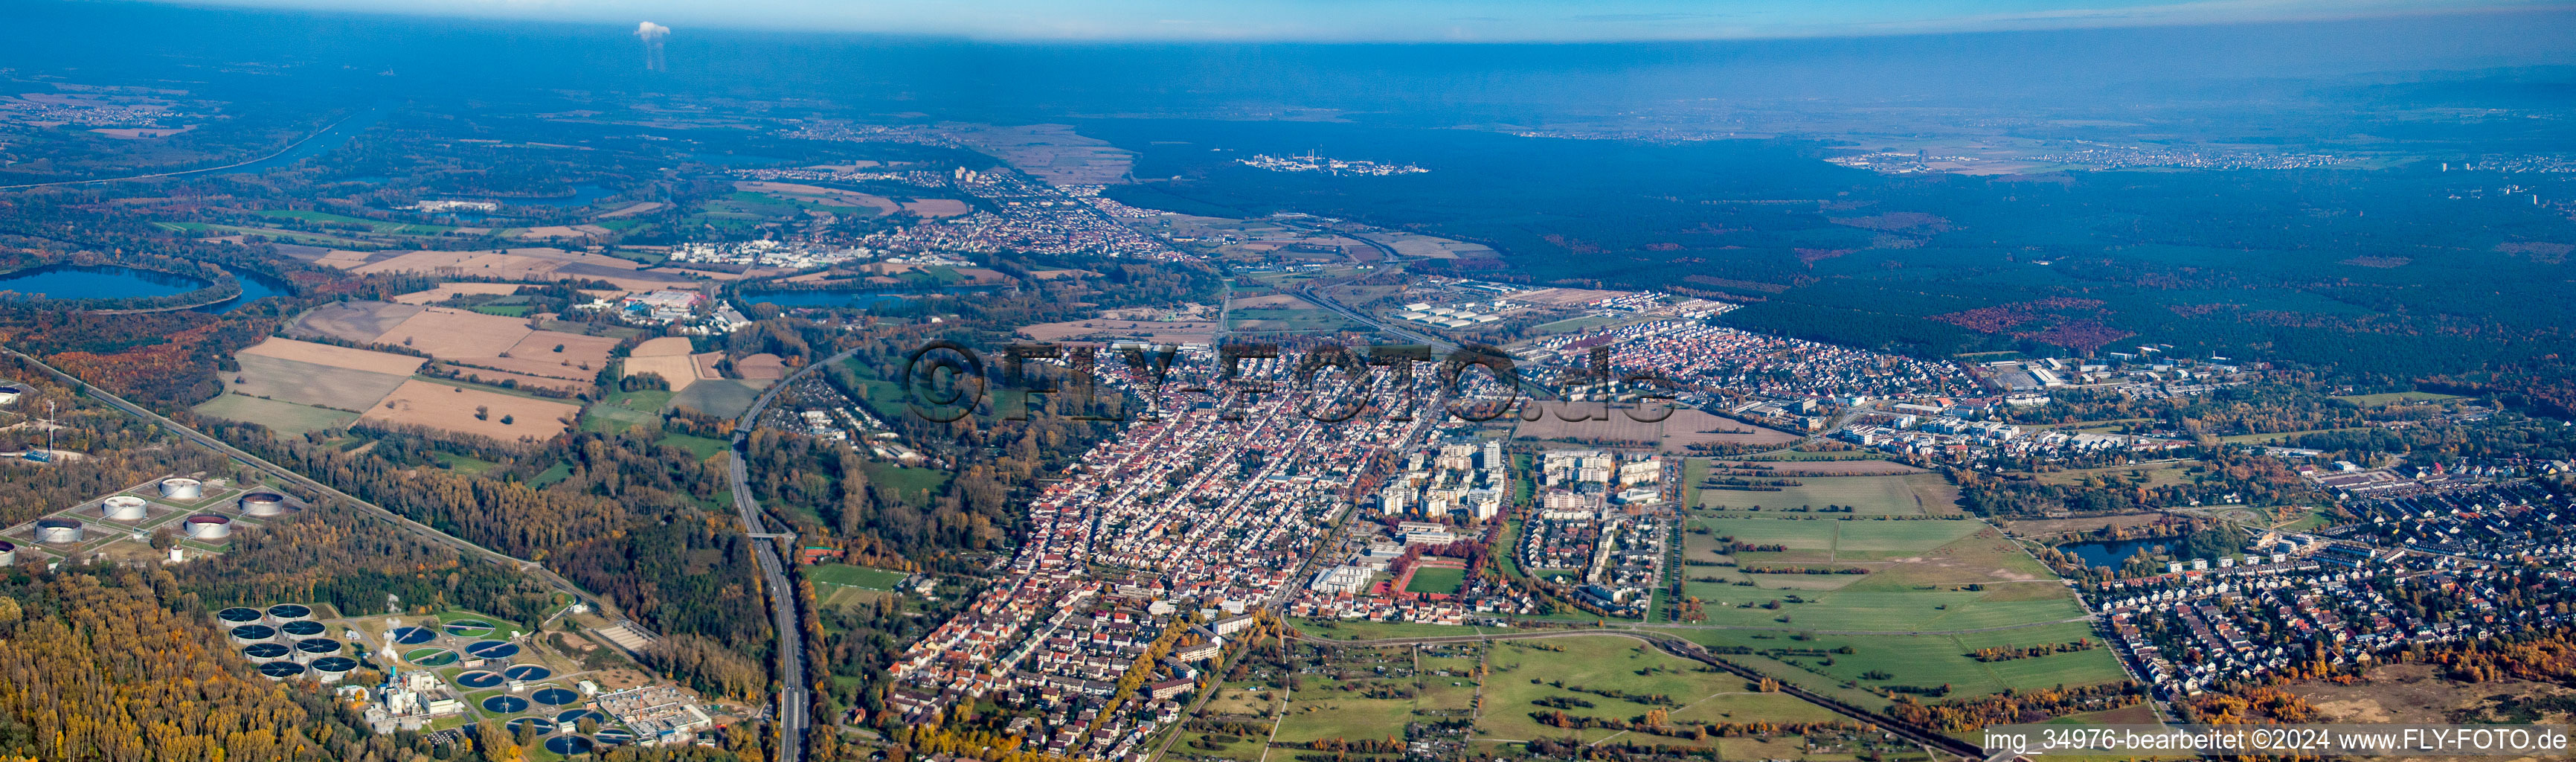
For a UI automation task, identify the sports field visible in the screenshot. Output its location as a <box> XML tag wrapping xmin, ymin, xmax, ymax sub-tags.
<box><xmin>809</xmin><ymin>564</ymin><xmax>907</xmax><ymax>612</ymax></box>
<box><xmin>1404</xmin><ymin>566</ymin><xmax>1468</xmax><ymax>595</ymax></box>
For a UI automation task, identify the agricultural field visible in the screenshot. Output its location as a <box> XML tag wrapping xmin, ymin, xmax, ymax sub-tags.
<box><xmin>197</xmin><ymin>337</ymin><xmax>430</xmax><ymax>431</ymax></box>
<box><xmin>1516</xmin><ymin>408</ymin><xmax>1798</xmax><ymax>452</ymax></box>
<box><xmin>358</xmin><ymin>379</ymin><xmax>580</xmax><ymax>442</ymax></box>
<box><xmin>1271</xmin><ymin>643</ymin><xmax>1477</xmax><ymax>746</ymax></box>
<box><xmin>2028</xmin><ymin>461</ymin><xmax>2200</xmax><ymax>487</ymax></box>
<box><xmin>622</xmin><ymin>337</ymin><xmax>723</xmax><ymax>394</ymax></box>
<box><xmin>2331</xmin><ymin>391</ymin><xmax>2468</xmax><ymax>406</ymax></box>
<box><xmin>1680</xmin><ymin>620</ymin><xmax>2128</xmax><ymax>708</ymax></box>
<box><xmin>579</xmin><ymin>389</ymin><xmax>667</xmax><ymax>432</ymax></box>
<box><xmin>1228</xmin><ymin>307</ymin><xmax>1360</xmax><ymax>332</ymax></box>
<box><xmin>1676</xmin><ymin>516</ymin><xmax>2085</xmax><ymax>630</ymax></box>
<box><xmin>1476</xmin><ymin>636</ymin><xmax>1846</xmax><ymax>747</ymax></box>
<box><xmin>1693</xmin><ymin>472</ymin><xmax>1961</xmax><ymax>516</ymax></box>
<box><xmin>671</xmin><ymin>379</ymin><xmax>765</xmax><ymax>418</ymax></box>
<box><xmin>250</xmin><ymin>209</ymin><xmax>453</xmax><ymax>235</ymax></box>
<box><xmin>221</xmin><ymin>352</ymin><xmax>415</xmax><ymax>412</ymax></box>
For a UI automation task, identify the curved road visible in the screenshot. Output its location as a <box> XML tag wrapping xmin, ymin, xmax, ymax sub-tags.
<box><xmin>724</xmin><ymin>345</ymin><xmax>858</xmax><ymax>762</ymax></box>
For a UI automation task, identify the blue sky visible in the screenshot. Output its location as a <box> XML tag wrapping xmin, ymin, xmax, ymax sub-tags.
<box><xmin>152</xmin><ymin>0</ymin><xmax>2573</xmax><ymax>42</ymax></box>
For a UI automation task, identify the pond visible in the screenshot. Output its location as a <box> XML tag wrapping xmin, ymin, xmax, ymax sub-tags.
<box><xmin>2058</xmin><ymin>537</ymin><xmax>2171</xmax><ymax>570</ymax></box>
<box><xmin>0</xmin><ymin>263</ymin><xmax>209</xmax><ymax>301</ymax></box>
<box><xmin>191</xmin><ymin>269</ymin><xmax>295</xmax><ymax>314</ymax></box>
<box><xmin>0</xmin><ymin>263</ymin><xmax>291</xmax><ymax>313</ymax></box>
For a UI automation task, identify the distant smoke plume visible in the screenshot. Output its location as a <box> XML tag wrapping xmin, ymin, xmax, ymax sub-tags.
<box><xmin>635</xmin><ymin>22</ymin><xmax>670</xmax><ymax>71</ymax></box>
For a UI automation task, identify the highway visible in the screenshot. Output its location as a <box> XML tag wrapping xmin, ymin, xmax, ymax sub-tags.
<box><xmin>723</xmin><ymin>346</ymin><xmax>857</xmax><ymax>762</ymax></box>
<box><xmin>0</xmin><ymin>346</ymin><xmax>649</xmax><ymax>630</ymax></box>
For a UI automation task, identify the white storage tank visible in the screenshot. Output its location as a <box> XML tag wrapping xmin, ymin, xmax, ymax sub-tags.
<box><xmin>101</xmin><ymin>496</ymin><xmax>148</xmax><ymax>522</ymax></box>
<box><xmin>160</xmin><ymin>478</ymin><xmax>203</xmax><ymax>500</ymax></box>
<box><xmin>240</xmin><ymin>491</ymin><xmax>288</xmax><ymax>516</ymax></box>
<box><xmin>33</xmin><ymin>519</ymin><xmax>82</xmax><ymax>545</ymax></box>
<box><xmin>184</xmin><ymin>513</ymin><xmax>232</xmax><ymax>540</ymax></box>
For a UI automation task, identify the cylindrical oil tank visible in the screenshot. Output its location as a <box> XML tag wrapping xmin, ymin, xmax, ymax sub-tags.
<box><xmin>184</xmin><ymin>513</ymin><xmax>232</xmax><ymax>540</ymax></box>
<box><xmin>265</xmin><ymin>603</ymin><xmax>312</xmax><ymax>624</ymax></box>
<box><xmin>34</xmin><ymin>519</ymin><xmax>81</xmax><ymax>545</ymax></box>
<box><xmin>257</xmin><ymin>661</ymin><xmax>305</xmax><ymax>680</ymax></box>
<box><xmin>101</xmin><ymin>496</ymin><xmax>148</xmax><ymax>522</ymax></box>
<box><xmin>160</xmin><ymin>478</ymin><xmax>203</xmax><ymax>500</ymax></box>
<box><xmin>0</xmin><ymin>540</ymin><xmax>13</xmax><ymax>566</ymax></box>
<box><xmin>243</xmin><ymin>642</ymin><xmax>291</xmax><ymax>661</ymax></box>
<box><xmin>229</xmin><ymin>624</ymin><xmax>277</xmax><ymax>644</ymax></box>
<box><xmin>240</xmin><ymin>491</ymin><xmax>287</xmax><ymax>516</ymax></box>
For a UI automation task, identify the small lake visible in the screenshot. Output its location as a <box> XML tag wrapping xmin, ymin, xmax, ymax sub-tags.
<box><xmin>740</xmin><ymin>286</ymin><xmax>986</xmax><ymax>309</ymax></box>
<box><xmin>0</xmin><ymin>263</ymin><xmax>208</xmax><ymax>301</ymax></box>
<box><xmin>2059</xmin><ymin>537</ymin><xmax>2170</xmax><ymax>570</ymax></box>
<box><xmin>216</xmin><ymin>108</ymin><xmax>388</xmax><ymax>176</ymax></box>
<box><xmin>190</xmin><ymin>269</ymin><xmax>295</xmax><ymax>314</ymax></box>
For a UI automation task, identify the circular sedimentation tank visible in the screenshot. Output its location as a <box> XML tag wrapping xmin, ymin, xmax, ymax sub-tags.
<box><xmin>33</xmin><ymin>518</ymin><xmax>82</xmax><ymax>545</ymax></box>
<box><xmin>101</xmin><ymin>496</ymin><xmax>149</xmax><ymax>522</ymax></box>
<box><xmin>503</xmin><ymin>664</ymin><xmax>552</xmax><ymax>681</ymax></box>
<box><xmin>216</xmin><ymin>606</ymin><xmax>264</xmax><ymax>624</ymax></box>
<box><xmin>309</xmin><ymin>656</ymin><xmax>359</xmax><ymax>682</ymax></box>
<box><xmin>243</xmin><ymin>642</ymin><xmax>291</xmax><ymax>660</ymax></box>
<box><xmin>456</xmin><ymin>670</ymin><xmax>504</xmax><ymax>689</ymax></box>
<box><xmin>159</xmin><ymin>478</ymin><xmax>202</xmax><ymax>500</ymax></box>
<box><xmin>184</xmin><ymin>513</ymin><xmax>232</xmax><ymax>540</ymax></box>
<box><xmin>507</xmin><ymin>717</ymin><xmax>558</xmax><ymax>735</ymax></box>
<box><xmin>229</xmin><ymin>624</ymin><xmax>277</xmax><ymax>644</ymax></box>
<box><xmin>265</xmin><ymin>603</ymin><xmax>312</xmax><ymax>624</ymax></box>
<box><xmin>257</xmin><ymin>661</ymin><xmax>306</xmax><ymax>680</ymax></box>
<box><xmin>531</xmin><ymin>688</ymin><xmax>580</xmax><ymax>706</ymax></box>
<box><xmin>388</xmin><ymin>626</ymin><xmax>437</xmax><ymax>644</ymax></box>
<box><xmin>239</xmin><ymin>490</ymin><xmax>288</xmax><ymax>516</ymax></box>
<box><xmin>464</xmin><ymin>640</ymin><xmax>518</xmax><ymax>659</ymax></box>
<box><xmin>482</xmin><ymin>695</ymin><xmax>530</xmax><ymax>714</ymax></box>
<box><xmin>292</xmin><ymin>638</ymin><xmax>341</xmax><ymax>662</ymax></box>
<box><xmin>280</xmin><ymin>620</ymin><xmax>326</xmax><ymax>638</ymax></box>
<box><xmin>545</xmin><ymin>736</ymin><xmax>596</xmax><ymax>755</ymax></box>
